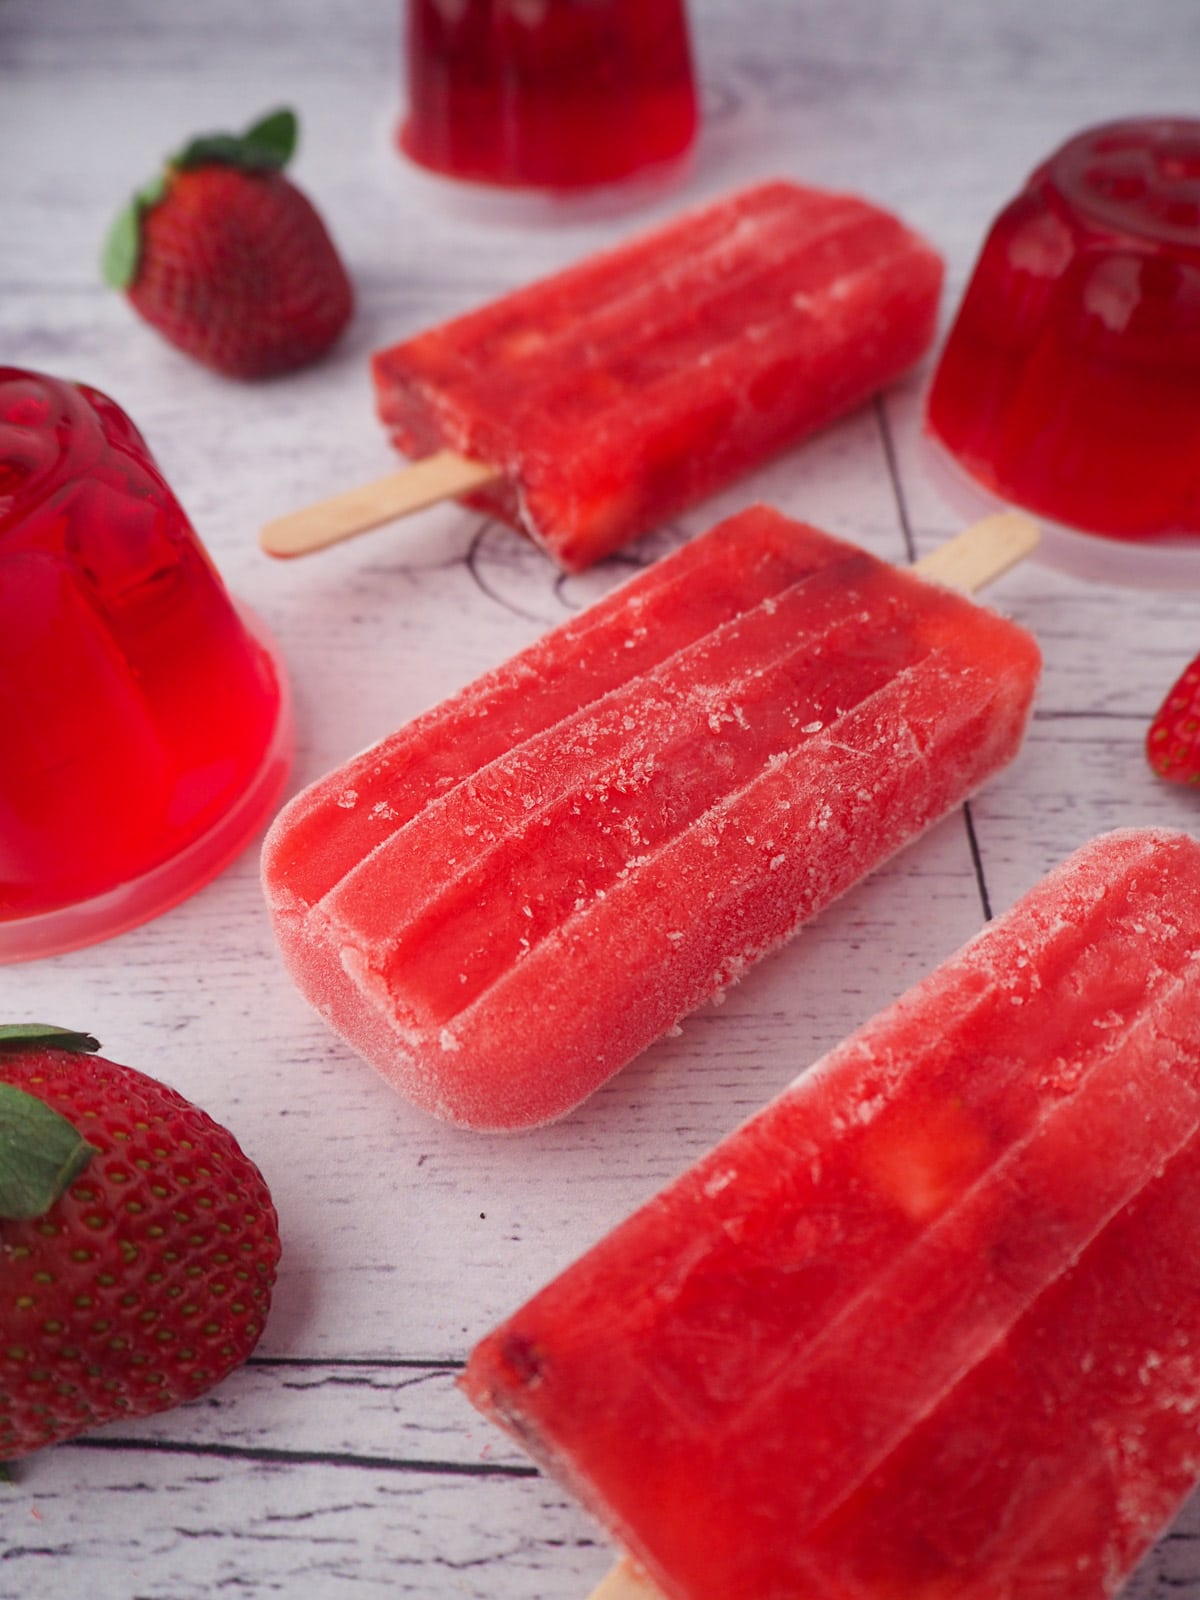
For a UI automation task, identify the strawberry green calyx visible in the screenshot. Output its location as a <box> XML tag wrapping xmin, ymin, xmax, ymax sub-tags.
<box><xmin>101</xmin><ymin>172</ymin><xmax>168</xmax><ymax>290</ymax></box>
<box><xmin>101</xmin><ymin>107</ymin><xmax>299</xmax><ymax>291</ymax></box>
<box><xmin>0</xmin><ymin>1085</ymin><xmax>96</xmax><ymax>1220</ymax></box>
<box><xmin>0</xmin><ymin>1024</ymin><xmax>100</xmax><ymax>1221</ymax></box>
<box><xmin>173</xmin><ymin>107</ymin><xmax>297</xmax><ymax>175</ymax></box>
<box><xmin>0</xmin><ymin>1023</ymin><xmax>101</xmax><ymax>1056</ymax></box>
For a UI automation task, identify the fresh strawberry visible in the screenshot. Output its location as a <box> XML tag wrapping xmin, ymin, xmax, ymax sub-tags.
<box><xmin>102</xmin><ymin>107</ymin><xmax>352</xmax><ymax>378</ymax></box>
<box><xmin>1147</xmin><ymin>654</ymin><xmax>1200</xmax><ymax>786</ymax></box>
<box><xmin>0</xmin><ymin>1024</ymin><xmax>280</xmax><ymax>1460</ymax></box>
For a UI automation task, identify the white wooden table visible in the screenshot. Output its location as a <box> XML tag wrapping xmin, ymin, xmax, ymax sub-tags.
<box><xmin>4</xmin><ymin>1</ymin><xmax>1200</xmax><ymax>1594</ymax></box>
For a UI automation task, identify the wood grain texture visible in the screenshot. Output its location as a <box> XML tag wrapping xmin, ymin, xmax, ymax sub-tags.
<box><xmin>4</xmin><ymin>0</ymin><xmax>1200</xmax><ymax>1594</ymax></box>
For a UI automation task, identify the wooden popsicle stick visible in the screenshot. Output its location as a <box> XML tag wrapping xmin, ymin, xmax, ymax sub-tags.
<box><xmin>259</xmin><ymin>449</ymin><xmax>500</xmax><ymax>558</ymax></box>
<box><xmin>586</xmin><ymin>1558</ymin><xmax>665</xmax><ymax>1600</ymax></box>
<box><xmin>914</xmin><ymin>511</ymin><xmax>1039</xmax><ymax>594</ymax></box>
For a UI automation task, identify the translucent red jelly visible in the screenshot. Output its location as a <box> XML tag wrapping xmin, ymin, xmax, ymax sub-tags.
<box><xmin>398</xmin><ymin>0</ymin><xmax>698</xmax><ymax>191</ymax></box>
<box><xmin>0</xmin><ymin>368</ymin><xmax>292</xmax><ymax>960</ymax></box>
<box><xmin>927</xmin><ymin>118</ymin><xmax>1200</xmax><ymax>542</ymax></box>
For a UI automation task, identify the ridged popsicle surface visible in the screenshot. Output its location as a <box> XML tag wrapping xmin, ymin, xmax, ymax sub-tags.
<box><xmin>262</xmin><ymin>506</ymin><xmax>1039</xmax><ymax>1129</ymax></box>
<box><xmin>373</xmin><ymin>182</ymin><xmax>944</xmax><ymax>569</ymax></box>
<box><xmin>464</xmin><ymin>828</ymin><xmax>1200</xmax><ymax>1599</ymax></box>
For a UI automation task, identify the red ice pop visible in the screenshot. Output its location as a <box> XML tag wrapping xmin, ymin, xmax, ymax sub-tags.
<box><xmin>261</xmin><ymin>506</ymin><xmax>1039</xmax><ymax>1130</ymax></box>
<box><xmin>464</xmin><ymin>827</ymin><xmax>1200</xmax><ymax>1600</ymax></box>
<box><xmin>262</xmin><ymin>182</ymin><xmax>943</xmax><ymax>565</ymax></box>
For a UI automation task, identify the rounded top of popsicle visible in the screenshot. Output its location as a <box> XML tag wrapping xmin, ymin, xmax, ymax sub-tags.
<box><xmin>1043</xmin><ymin>117</ymin><xmax>1200</xmax><ymax>253</ymax></box>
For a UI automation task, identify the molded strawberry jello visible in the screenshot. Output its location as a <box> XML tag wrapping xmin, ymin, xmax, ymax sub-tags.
<box><xmin>398</xmin><ymin>0</ymin><xmax>698</xmax><ymax>190</ymax></box>
<box><xmin>0</xmin><ymin>368</ymin><xmax>292</xmax><ymax>960</ymax></box>
<box><xmin>927</xmin><ymin>117</ymin><xmax>1200</xmax><ymax>542</ymax></box>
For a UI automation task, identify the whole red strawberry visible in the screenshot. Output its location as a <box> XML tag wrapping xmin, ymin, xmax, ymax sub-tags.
<box><xmin>0</xmin><ymin>1024</ymin><xmax>280</xmax><ymax>1460</ymax></box>
<box><xmin>102</xmin><ymin>108</ymin><xmax>352</xmax><ymax>378</ymax></box>
<box><xmin>1147</xmin><ymin>654</ymin><xmax>1200</xmax><ymax>786</ymax></box>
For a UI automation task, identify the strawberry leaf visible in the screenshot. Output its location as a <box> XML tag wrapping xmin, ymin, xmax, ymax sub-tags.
<box><xmin>175</xmin><ymin>107</ymin><xmax>297</xmax><ymax>175</ymax></box>
<box><xmin>101</xmin><ymin>200</ymin><xmax>142</xmax><ymax>289</ymax></box>
<box><xmin>0</xmin><ymin>1083</ymin><xmax>97</xmax><ymax>1221</ymax></box>
<box><xmin>0</xmin><ymin>1024</ymin><xmax>101</xmax><ymax>1055</ymax></box>
<box><xmin>101</xmin><ymin>173</ymin><xmax>167</xmax><ymax>289</ymax></box>
<box><xmin>241</xmin><ymin>108</ymin><xmax>298</xmax><ymax>167</ymax></box>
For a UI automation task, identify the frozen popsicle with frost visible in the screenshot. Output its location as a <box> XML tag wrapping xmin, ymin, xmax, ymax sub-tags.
<box><xmin>261</xmin><ymin>181</ymin><xmax>943</xmax><ymax>566</ymax></box>
<box><xmin>261</xmin><ymin>506</ymin><xmax>1039</xmax><ymax>1131</ymax></box>
<box><xmin>464</xmin><ymin>827</ymin><xmax>1200</xmax><ymax>1600</ymax></box>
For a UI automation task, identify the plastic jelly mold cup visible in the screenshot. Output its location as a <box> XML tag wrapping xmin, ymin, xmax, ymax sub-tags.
<box><xmin>0</xmin><ymin>368</ymin><xmax>293</xmax><ymax>961</ymax></box>
<box><xmin>398</xmin><ymin>0</ymin><xmax>698</xmax><ymax>191</ymax></box>
<box><xmin>926</xmin><ymin>117</ymin><xmax>1200</xmax><ymax>542</ymax></box>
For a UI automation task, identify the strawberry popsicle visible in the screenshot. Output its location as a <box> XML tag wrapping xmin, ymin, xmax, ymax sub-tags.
<box><xmin>369</xmin><ymin>181</ymin><xmax>943</xmax><ymax>570</ymax></box>
<box><xmin>464</xmin><ymin>827</ymin><xmax>1200</xmax><ymax>1600</ymax></box>
<box><xmin>261</xmin><ymin>505</ymin><xmax>1039</xmax><ymax>1130</ymax></box>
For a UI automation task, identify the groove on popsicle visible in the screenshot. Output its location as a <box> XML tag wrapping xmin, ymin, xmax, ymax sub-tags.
<box><xmin>263</xmin><ymin>508</ymin><xmax>1040</xmax><ymax>1129</ymax></box>
<box><xmin>266</xmin><ymin>510</ymin><xmax>850</xmax><ymax>913</ymax></box>
<box><xmin>275</xmin><ymin>188</ymin><xmax>937</xmax><ymax>565</ymax></box>
<box><xmin>738</xmin><ymin>973</ymin><xmax>1200</xmax><ymax>1543</ymax></box>
<box><xmin>318</xmin><ymin>516</ymin><xmax>1038</xmax><ymax>1034</ymax></box>
<box><xmin>477</xmin><ymin>834</ymin><xmax>1200</xmax><ymax>1599</ymax></box>
<box><xmin>874</xmin><ymin>1110</ymin><xmax>1200</xmax><ymax>1588</ymax></box>
<box><xmin>438</xmin><ymin>637</ymin><xmax>1033</xmax><ymax>1077</ymax></box>
<box><xmin>384</xmin><ymin>184</ymin><xmax>867</xmax><ymax>388</ymax></box>
<box><xmin>324</xmin><ymin>553</ymin><xmax>938</xmax><ymax>1026</ymax></box>
<box><xmin>405</xmin><ymin>206</ymin><xmax>911</xmax><ymax>415</ymax></box>
<box><xmin>376</xmin><ymin>184</ymin><xmax>943</xmax><ymax>568</ymax></box>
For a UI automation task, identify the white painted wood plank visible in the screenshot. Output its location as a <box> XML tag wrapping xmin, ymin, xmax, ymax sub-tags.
<box><xmin>4</xmin><ymin>1448</ymin><xmax>607</xmax><ymax>1600</ymax></box>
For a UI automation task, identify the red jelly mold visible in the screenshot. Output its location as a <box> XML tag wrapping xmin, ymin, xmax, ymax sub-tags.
<box><xmin>927</xmin><ymin>117</ymin><xmax>1200</xmax><ymax>544</ymax></box>
<box><xmin>0</xmin><ymin>368</ymin><xmax>292</xmax><ymax>960</ymax></box>
<box><xmin>398</xmin><ymin>0</ymin><xmax>698</xmax><ymax>191</ymax></box>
